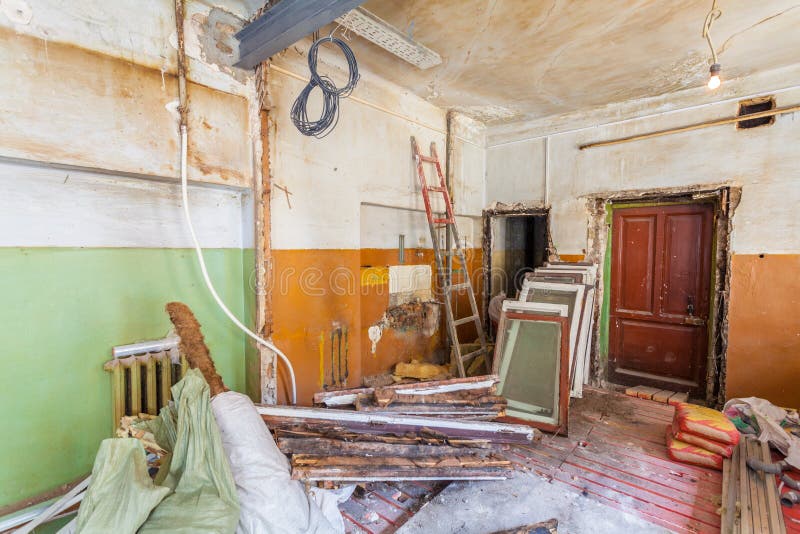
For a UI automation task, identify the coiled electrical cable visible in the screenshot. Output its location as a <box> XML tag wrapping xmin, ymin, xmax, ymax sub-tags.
<box><xmin>291</xmin><ymin>36</ymin><xmax>359</xmax><ymax>138</ymax></box>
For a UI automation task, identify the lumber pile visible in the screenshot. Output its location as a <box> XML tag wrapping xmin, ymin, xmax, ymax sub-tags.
<box><xmin>257</xmin><ymin>404</ymin><xmax>539</xmax><ymax>482</ymax></box>
<box><xmin>312</xmin><ymin>375</ymin><xmax>505</xmax><ymax>420</ymax></box>
<box><xmin>721</xmin><ymin>436</ymin><xmax>786</xmax><ymax>533</ymax></box>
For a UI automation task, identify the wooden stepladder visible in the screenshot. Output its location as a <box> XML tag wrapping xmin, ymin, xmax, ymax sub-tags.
<box><xmin>411</xmin><ymin>137</ymin><xmax>490</xmax><ymax>377</ymax></box>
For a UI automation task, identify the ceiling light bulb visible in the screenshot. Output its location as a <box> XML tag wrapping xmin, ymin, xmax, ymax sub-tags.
<box><xmin>708</xmin><ymin>63</ymin><xmax>721</xmax><ymax>90</ymax></box>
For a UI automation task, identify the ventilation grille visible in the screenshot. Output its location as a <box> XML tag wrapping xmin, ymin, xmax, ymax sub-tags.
<box><xmin>335</xmin><ymin>8</ymin><xmax>442</xmax><ymax>70</ymax></box>
<box><xmin>737</xmin><ymin>96</ymin><xmax>775</xmax><ymax>129</ymax></box>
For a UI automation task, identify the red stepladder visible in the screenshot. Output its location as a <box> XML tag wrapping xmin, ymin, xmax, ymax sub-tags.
<box><xmin>411</xmin><ymin>137</ymin><xmax>490</xmax><ymax>377</ymax></box>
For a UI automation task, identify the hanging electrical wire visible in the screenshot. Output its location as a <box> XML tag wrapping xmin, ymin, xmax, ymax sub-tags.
<box><xmin>702</xmin><ymin>0</ymin><xmax>723</xmax><ymax>89</ymax></box>
<box><xmin>290</xmin><ymin>36</ymin><xmax>360</xmax><ymax>138</ymax></box>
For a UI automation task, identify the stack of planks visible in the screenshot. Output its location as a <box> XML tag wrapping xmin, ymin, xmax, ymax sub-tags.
<box><xmin>256</xmin><ymin>400</ymin><xmax>538</xmax><ymax>482</ymax></box>
<box><xmin>721</xmin><ymin>436</ymin><xmax>786</xmax><ymax>533</ymax></box>
<box><xmin>312</xmin><ymin>375</ymin><xmax>506</xmax><ymax>420</ymax></box>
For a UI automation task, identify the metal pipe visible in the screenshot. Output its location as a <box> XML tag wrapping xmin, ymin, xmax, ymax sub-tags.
<box><xmin>579</xmin><ymin>103</ymin><xmax>800</xmax><ymax>150</ymax></box>
<box><xmin>112</xmin><ymin>336</ymin><xmax>179</xmax><ymax>358</ymax></box>
<box><xmin>398</xmin><ymin>234</ymin><xmax>405</xmax><ymax>264</ymax></box>
<box><xmin>782</xmin><ymin>473</ymin><xmax>800</xmax><ymax>491</ymax></box>
<box><xmin>747</xmin><ymin>458</ymin><xmax>789</xmax><ymax>474</ymax></box>
<box><xmin>781</xmin><ymin>490</ymin><xmax>800</xmax><ymax>507</ymax></box>
<box><xmin>360</xmin><ymin>201</ymin><xmax>481</xmax><ymax>219</ymax></box>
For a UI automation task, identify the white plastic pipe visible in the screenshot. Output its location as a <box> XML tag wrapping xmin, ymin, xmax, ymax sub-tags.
<box><xmin>179</xmin><ymin>125</ymin><xmax>297</xmax><ymax>405</ymax></box>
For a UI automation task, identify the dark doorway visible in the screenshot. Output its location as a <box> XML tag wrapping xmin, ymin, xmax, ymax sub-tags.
<box><xmin>487</xmin><ymin>213</ymin><xmax>549</xmax><ymax>300</ymax></box>
<box><xmin>608</xmin><ymin>203</ymin><xmax>714</xmax><ymax>395</ymax></box>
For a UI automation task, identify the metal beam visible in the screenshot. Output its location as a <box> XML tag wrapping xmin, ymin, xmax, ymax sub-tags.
<box><xmin>235</xmin><ymin>0</ymin><xmax>366</xmax><ymax>70</ymax></box>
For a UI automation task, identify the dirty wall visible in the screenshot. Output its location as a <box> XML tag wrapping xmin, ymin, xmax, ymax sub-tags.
<box><xmin>267</xmin><ymin>41</ymin><xmax>486</xmax><ymax>404</ymax></box>
<box><xmin>484</xmin><ymin>67</ymin><xmax>800</xmax><ymax>407</ymax></box>
<box><xmin>0</xmin><ymin>0</ymin><xmax>258</xmax><ymax>509</ymax></box>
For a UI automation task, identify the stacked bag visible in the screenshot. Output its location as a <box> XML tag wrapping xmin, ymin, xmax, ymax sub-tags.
<box><xmin>666</xmin><ymin>402</ymin><xmax>740</xmax><ymax>470</ymax></box>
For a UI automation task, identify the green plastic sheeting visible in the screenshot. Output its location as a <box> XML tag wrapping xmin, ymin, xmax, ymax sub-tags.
<box><xmin>72</xmin><ymin>370</ymin><xmax>239</xmax><ymax>533</ymax></box>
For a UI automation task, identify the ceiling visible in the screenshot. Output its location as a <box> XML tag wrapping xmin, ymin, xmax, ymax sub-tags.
<box><xmin>342</xmin><ymin>0</ymin><xmax>800</xmax><ymax>125</ymax></box>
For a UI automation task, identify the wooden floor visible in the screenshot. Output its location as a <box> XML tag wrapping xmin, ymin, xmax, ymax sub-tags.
<box><xmin>341</xmin><ymin>386</ymin><xmax>724</xmax><ymax>533</ymax></box>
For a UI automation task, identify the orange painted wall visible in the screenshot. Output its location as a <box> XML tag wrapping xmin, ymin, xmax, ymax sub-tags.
<box><xmin>271</xmin><ymin>249</ymin><xmax>362</xmax><ymax>405</ymax></box>
<box><xmin>272</xmin><ymin>247</ymin><xmax>485</xmax><ymax>405</ymax></box>
<box><xmin>726</xmin><ymin>254</ymin><xmax>800</xmax><ymax>407</ymax></box>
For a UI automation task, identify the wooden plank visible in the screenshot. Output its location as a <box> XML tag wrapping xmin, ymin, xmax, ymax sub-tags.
<box><xmin>292</xmin><ymin>454</ymin><xmax>510</xmax><ymax>468</ymax></box>
<box><xmin>276</xmin><ymin>437</ymin><xmax>496</xmax><ymax>458</ymax></box>
<box><xmin>355</xmin><ymin>394</ymin><xmax>505</xmax><ymax>414</ymax></box>
<box><xmin>749</xmin><ymin>439</ymin><xmax>768</xmax><ymax>533</ymax></box>
<box><xmin>739</xmin><ymin>439</ymin><xmax>752</xmax><ymax>534</ymax></box>
<box><xmin>373</xmin><ymin>388</ymin><xmax>498</xmax><ymax>407</ymax></box>
<box><xmin>652</xmin><ymin>390</ymin><xmax>675</xmax><ymax>403</ymax></box>
<box><xmin>761</xmin><ymin>441</ymin><xmax>786</xmax><ymax>534</ymax></box>
<box><xmin>668</xmin><ymin>392</ymin><xmax>689</xmax><ymax>406</ymax></box>
<box><xmin>293</xmin><ymin>465</ymin><xmax>510</xmax><ymax>482</ymax></box>
<box><xmin>313</xmin><ymin>375</ymin><xmax>499</xmax><ymax>406</ymax></box>
<box><xmin>257</xmin><ymin>405</ymin><xmax>537</xmax><ymax>444</ymax></box>
<box><xmin>274</xmin><ymin>427</ymin><xmax>494</xmax><ymax>448</ymax></box>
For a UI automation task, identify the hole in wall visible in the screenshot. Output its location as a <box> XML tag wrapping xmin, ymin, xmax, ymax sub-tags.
<box><xmin>737</xmin><ymin>96</ymin><xmax>775</xmax><ymax>129</ymax></box>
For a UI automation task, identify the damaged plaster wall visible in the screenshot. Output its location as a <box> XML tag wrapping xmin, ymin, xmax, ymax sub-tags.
<box><xmin>267</xmin><ymin>40</ymin><xmax>486</xmax><ymax>404</ymax></box>
<box><xmin>0</xmin><ymin>0</ymin><xmax>260</xmax><ymax>510</ymax></box>
<box><xmin>483</xmin><ymin>69</ymin><xmax>800</xmax><ymax>407</ymax></box>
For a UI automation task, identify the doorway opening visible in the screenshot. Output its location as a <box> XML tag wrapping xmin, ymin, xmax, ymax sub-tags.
<box><xmin>586</xmin><ymin>186</ymin><xmax>739</xmax><ymax>406</ymax></box>
<box><xmin>482</xmin><ymin>205</ymin><xmax>550</xmax><ymax>336</ymax></box>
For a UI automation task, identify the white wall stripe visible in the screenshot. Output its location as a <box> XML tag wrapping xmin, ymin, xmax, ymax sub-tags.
<box><xmin>0</xmin><ymin>161</ymin><xmax>250</xmax><ymax>249</ymax></box>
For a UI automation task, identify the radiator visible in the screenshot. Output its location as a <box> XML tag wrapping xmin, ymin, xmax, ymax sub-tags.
<box><xmin>104</xmin><ymin>336</ymin><xmax>187</xmax><ymax>429</ymax></box>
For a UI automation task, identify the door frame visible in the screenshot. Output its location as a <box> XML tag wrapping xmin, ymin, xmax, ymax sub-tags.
<box><xmin>585</xmin><ymin>186</ymin><xmax>740</xmax><ymax>406</ymax></box>
<box><xmin>481</xmin><ymin>204</ymin><xmax>551</xmax><ymax>339</ymax></box>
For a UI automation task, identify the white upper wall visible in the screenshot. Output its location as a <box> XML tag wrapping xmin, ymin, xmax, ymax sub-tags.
<box><xmin>269</xmin><ymin>40</ymin><xmax>485</xmax><ymax>250</ymax></box>
<box><xmin>485</xmin><ymin>68</ymin><xmax>800</xmax><ymax>255</ymax></box>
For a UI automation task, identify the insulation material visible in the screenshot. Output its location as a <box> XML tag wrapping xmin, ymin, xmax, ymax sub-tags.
<box><xmin>665</xmin><ymin>425</ymin><xmax>723</xmax><ymax>471</ymax></box>
<box><xmin>674</xmin><ymin>402</ymin><xmax>740</xmax><ymax>446</ymax></box>
<box><xmin>671</xmin><ymin>427</ymin><xmax>734</xmax><ymax>458</ymax></box>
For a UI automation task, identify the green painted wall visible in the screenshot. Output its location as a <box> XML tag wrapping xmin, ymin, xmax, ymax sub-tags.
<box><xmin>0</xmin><ymin>247</ymin><xmax>252</xmax><ymax>507</ymax></box>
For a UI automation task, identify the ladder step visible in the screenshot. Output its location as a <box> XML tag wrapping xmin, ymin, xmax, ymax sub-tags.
<box><xmin>418</xmin><ymin>155</ymin><xmax>437</xmax><ymax>163</ymax></box>
<box><xmin>459</xmin><ymin>348</ymin><xmax>486</xmax><ymax>362</ymax></box>
<box><xmin>426</xmin><ymin>186</ymin><xmax>447</xmax><ymax>193</ymax></box>
<box><xmin>453</xmin><ymin>315</ymin><xmax>479</xmax><ymax>327</ymax></box>
<box><xmin>433</xmin><ymin>218</ymin><xmax>455</xmax><ymax>224</ymax></box>
<box><xmin>447</xmin><ymin>283</ymin><xmax>471</xmax><ymax>292</ymax></box>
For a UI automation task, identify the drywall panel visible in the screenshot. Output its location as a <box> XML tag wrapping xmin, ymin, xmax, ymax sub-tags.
<box><xmin>486</xmin><ymin>139</ymin><xmax>546</xmax><ymax>205</ymax></box>
<box><xmin>0</xmin><ymin>27</ymin><xmax>252</xmax><ymax>188</ymax></box>
<box><xmin>0</xmin><ymin>161</ymin><xmax>249</xmax><ymax>248</ymax></box>
<box><xmin>726</xmin><ymin>254</ymin><xmax>800</xmax><ymax>407</ymax></box>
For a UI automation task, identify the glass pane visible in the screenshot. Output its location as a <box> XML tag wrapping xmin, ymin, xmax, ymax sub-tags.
<box><xmin>497</xmin><ymin>318</ymin><xmax>562</xmax><ymax>424</ymax></box>
<box><xmin>523</xmin><ymin>288</ymin><xmax>575</xmax><ymax>318</ymax></box>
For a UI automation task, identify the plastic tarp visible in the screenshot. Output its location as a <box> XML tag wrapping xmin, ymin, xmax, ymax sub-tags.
<box><xmin>211</xmin><ymin>390</ymin><xmax>348</xmax><ymax>533</ymax></box>
<box><xmin>66</xmin><ymin>369</ymin><xmax>240</xmax><ymax>533</ymax></box>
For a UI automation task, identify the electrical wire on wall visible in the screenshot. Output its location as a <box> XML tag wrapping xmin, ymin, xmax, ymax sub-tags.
<box><xmin>290</xmin><ymin>36</ymin><xmax>360</xmax><ymax>138</ymax></box>
<box><xmin>702</xmin><ymin>0</ymin><xmax>723</xmax><ymax>89</ymax></box>
<box><xmin>173</xmin><ymin>0</ymin><xmax>297</xmax><ymax>404</ymax></box>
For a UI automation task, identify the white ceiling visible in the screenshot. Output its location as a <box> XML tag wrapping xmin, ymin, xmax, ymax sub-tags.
<box><xmin>344</xmin><ymin>0</ymin><xmax>800</xmax><ymax>125</ymax></box>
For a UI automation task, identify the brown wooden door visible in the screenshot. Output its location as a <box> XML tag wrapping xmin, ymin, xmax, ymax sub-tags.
<box><xmin>609</xmin><ymin>203</ymin><xmax>714</xmax><ymax>393</ymax></box>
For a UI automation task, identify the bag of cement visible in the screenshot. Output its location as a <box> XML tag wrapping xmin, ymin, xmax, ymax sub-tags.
<box><xmin>211</xmin><ymin>390</ymin><xmax>346</xmax><ymax>534</ymax></box>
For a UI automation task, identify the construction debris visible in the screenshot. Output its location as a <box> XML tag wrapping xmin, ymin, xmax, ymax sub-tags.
<box><xmin>257</xmin><ymin>404</ymin><xmax>538</xmax><ymax>482</ymax></box>
<box><xmin>313</xmin><ymin>375</ymin><xmax>505</xmax><ymax>419</ymax></box>
<box><xmin>721</xmin><ymin>436</ymin><xmax>787</xmax><ymax>533</ymax></box>
<box><xmin>393</xmin><ymin>359</ymin><xmax>450</xmax><ymax>380</ymax></box>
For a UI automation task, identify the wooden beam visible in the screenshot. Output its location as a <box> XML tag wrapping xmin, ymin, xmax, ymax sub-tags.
<box><xmin>257</xmin><ymin>405</ymin><xmax>537</xmax><ymax>444</ymax></box>
<box><xmin>276</xmin><ymin>436</ymin><xmax>497</xmax><ymax>458</ymax></box>
<box><xmin>235</xmin><ymin>0</ymin><xmax>366</xmax><ymax>70</ymax></box>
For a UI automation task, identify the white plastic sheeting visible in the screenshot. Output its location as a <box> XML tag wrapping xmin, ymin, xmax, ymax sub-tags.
<box><xmin>211</xmin><ymin>391</ymin><xmax>352</xmax><ymax>534</ymax></box>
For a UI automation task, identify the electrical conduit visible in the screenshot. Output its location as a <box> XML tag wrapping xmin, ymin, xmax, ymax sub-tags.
<box><xmin>179</xmin><ymin>125</ymin><xmax>297</xmax><ymax>405</ymax></box>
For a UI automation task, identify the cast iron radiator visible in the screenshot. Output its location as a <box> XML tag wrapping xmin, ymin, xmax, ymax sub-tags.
<box><xmin>103</xmin><ymin>335</ymin><xmax>187</xmax><ymax>429</ymax></box>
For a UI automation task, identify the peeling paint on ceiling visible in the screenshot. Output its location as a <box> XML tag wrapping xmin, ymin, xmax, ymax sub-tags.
<box><xmin>345</xmin><ymin>0</ymin><xmax>800</xmax><ymax>125</ymax></box>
